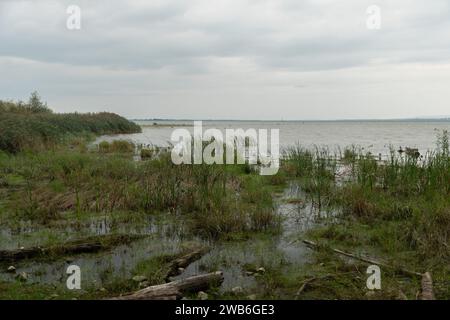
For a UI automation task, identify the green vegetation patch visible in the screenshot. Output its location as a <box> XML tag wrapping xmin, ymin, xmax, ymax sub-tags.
<box><xmin>0</xmin><ymin>92</ymin><xmax>141</xmax><ymax>153</ymax></box>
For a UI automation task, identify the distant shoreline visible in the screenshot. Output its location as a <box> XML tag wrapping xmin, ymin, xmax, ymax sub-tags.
<box><xmin>131</xmin><ymin>118</ymin><xmax>450</xmax><ymax>123</ymax></box>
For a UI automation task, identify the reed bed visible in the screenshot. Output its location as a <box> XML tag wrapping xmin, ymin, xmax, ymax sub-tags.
<box><xmin>280</xmin><ymin>132</ymin><xmax>450</xmax><ymax>299</ymax></box>
<box><xmin>0</xmin><ymin>143</ymin><xmax>280</xmax><ymax>239</ymax></box>
<box><xmin>0</xmin><ymin>95</ymin><xmax>141</xmax><ymax>153</ymax></box>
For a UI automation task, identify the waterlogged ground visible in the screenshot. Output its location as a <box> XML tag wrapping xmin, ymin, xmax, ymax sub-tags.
<box><xmin>0</xmin><ymin>183</ymin><xmax>332</xmax><ymax>299</ymax></box>
<box><xmin>0</xmin><ymin>214</ymin><xmax>192</xmax><ymax>285</ymax></box>
<box><xmin>174</xmin><ymin>183</ymin><xmax>327</xmax><ymax>292</ymax></box>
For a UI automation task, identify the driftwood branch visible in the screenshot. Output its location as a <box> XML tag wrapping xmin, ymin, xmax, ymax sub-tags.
<box><xmin>302</xmin><ymin>239</ymin><xmax>422</xmax><ymax>277</ymax></box>
<box><xmin>111</xmin><ymin>271</ymin><xmax>224</xmax><ymax>300</ymax></box>
<box><xmin>420</xmin><ymin>272</ymin><xmax>435</xmax><ymax>300</ymax></box>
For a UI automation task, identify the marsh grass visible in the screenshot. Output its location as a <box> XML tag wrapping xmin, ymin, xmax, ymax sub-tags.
<box><xmin>0</xmin><ymin>142</ymin><xmax>280</xmax><ymax>239</ymax></box>
<box><xmin>281</xmin><ymin>131</ymin><xmax>450</xmax><ymax>299</ymax></box>
<box><xmin>98</xmin><ymin>140</ymin><xmax>135</xmax><ymax>154</ymax></box>
<box><xmin>0</xmin><ymin>96</ymin><xmax>141</xmax><ymax>154</ymax></box>
<box><xmin>1</xmin><ymin>113</ymin><xmax>449</xmax><ymax>300</ymax></box>
<box><xmin>283</xmin><ymin>145</ymin><xmax>337</xmax><ymax>208</ymax></box>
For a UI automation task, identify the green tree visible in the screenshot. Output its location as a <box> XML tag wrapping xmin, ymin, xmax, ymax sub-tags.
<box><xmin>28</xmin><ymin>91</ymin><xmax>51</xmax><ymax>113</ymax></box>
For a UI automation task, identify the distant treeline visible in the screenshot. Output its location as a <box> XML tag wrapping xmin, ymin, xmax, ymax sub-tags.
<box><xmin>0</xmin><ymin>92</ymin><xmax>141</xmax><ymax>153</ymax></box>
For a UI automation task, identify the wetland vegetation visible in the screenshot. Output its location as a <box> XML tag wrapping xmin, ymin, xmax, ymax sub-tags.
<box><xmin>0</xmin><ymin>92</ymin><xmax>141</xmax><ymax>154</ymax></box>
<box><xmin>0</xmin><ymin>95</ymin><xmax>448</xmax><ymax>300</ymax></box>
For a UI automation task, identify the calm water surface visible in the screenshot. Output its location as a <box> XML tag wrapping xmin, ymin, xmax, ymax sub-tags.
<box><xmin>96</xmin><ymin>120</ymin><xmax>450</xmax><ymax>156</ymax></box>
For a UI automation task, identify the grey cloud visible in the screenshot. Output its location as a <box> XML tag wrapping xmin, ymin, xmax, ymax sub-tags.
<box><xmin>1</xmin><ymin>0</ymin><xmax>450</xmax><ymax>119</ymax></box>
<box><xmin>1</xmin><ymin>0</ymin><xmax>449</xmax><ymax>72</ymax></box>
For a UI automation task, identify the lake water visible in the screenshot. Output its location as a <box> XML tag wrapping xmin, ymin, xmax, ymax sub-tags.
<box><xmin>96</xmin><ymin>120</ymin><xmax>450</xmax><ymax>156</ymax></box>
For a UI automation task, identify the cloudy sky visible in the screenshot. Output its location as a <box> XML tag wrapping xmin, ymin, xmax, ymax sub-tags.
<box><xmin>1</xmin><ymin>0</ymin><xmax>450</xmax><ymax>120</ymax></box>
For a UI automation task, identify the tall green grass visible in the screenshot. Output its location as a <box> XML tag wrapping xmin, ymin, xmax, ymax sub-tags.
<box><xmin>0</xmin><ymin>147</ymin><xmax>279</xmax><ymax>238</ymax></box>
<box><xmin>0</xmin><ymin>94</ymin><xmax>141</xmax><ymax>153</ymax></box>
<box><xmin>283</xmin><ymin>145</ymin><xmax>337</xmax><ymax>207</ymax></box>
<box><xmin>282</xmin><ymin>131</ymin><xmax>450</xmax><ymax>261</ymax></box>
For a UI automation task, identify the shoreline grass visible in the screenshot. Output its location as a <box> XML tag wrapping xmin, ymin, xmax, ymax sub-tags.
<box><xmin>0</xmin><ymin>94</ymin><xmax>141</xmax><ymax>154</ymax></box>
<box><xmin>280</xmin><ymin>130</ymin><xmax>450</xmax><ymax>299</ymax></box>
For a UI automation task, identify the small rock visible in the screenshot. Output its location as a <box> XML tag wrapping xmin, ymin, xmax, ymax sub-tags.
<box><xmin>256</xmin><ymin>267</ymin><xmax>265</xmax><ymax>274</ymax></box>
<box><xmin>197</xmin><ymin>291</ymin><xmax>208</xmax><ymax>300</ymax></box>
<box><xmin>99</xmin><ymin>287</ymin><xmax>107</xmax><ymax>292</ymax></box>
<box><xmin>247</xmin><ymin>294</ymin><xmax>257</xmax><ymax>300</ymax></box>
<box><xmin>231</xmin><ymin>286</ymin><xmax>244</xmax><ymax>295</ymax></box>
<box><xmin>139</xmin><ymin>281</ymin><xmax>150</xmax><ymax>289</ymax></box>
<box><xmin>16</xmin><ymin>272</ymin><xmax>28</xmax><ymax>282</ymax></box>
<box><xmin>177</xmin><ymin>267</ymin><xmax>185</xmax><ymax>273</ymax></box>
<box><xmin>7</xmin><ymin>266</ymin><xmax>16</xmax><ymax>273</ymax></box>
<box><xmin>19</xmin><ymin>246</ymin><xmax>25</xmax><ymax>250</ymax></box>
<box><xmin>132</xmin><ymin>275</ymin><xmax>147</xmax><ymax>283</ymax></box>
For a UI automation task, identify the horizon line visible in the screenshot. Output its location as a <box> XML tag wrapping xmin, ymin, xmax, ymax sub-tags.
<box><xmin>130</xmin><ymin>117</ymin><xmax>450</xmax><ymax>122</ymax></box>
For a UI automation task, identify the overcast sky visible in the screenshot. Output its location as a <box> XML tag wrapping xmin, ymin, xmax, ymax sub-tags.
<box><xmin>1</xmin><ymin>0</ymin><xmax>450</xmax><ymax>120</ymax></box>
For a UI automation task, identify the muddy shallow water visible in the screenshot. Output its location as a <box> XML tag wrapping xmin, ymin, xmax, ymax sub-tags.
<box><xmin>0</xmin><ymin>183</ymin><xmax>332</xmax><ymax>294</ymax></box>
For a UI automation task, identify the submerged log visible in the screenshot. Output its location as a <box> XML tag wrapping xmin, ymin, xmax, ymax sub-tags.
<box><xmin>0</xmin><ymin>234</ymin><xmax>142</xmax><ymax>262</ymax></box>
<box><xmin>112</xmin><ymin>271</ymin><xmax>224</xmax><ymax>300</ymax></box>
<box><xmin>165</xmin><ymin>247</ymin><xmax>209</xmax><ymax>279</ymax></box>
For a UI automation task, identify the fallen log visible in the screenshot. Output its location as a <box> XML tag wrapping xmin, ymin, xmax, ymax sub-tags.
<box><xmin>302</xmin><ymin>239</ymin><xmax>422</xmax><ymax>277</ymax></box>
<box><xmin>0</xmin><ymin>234</ymin><xmax>143</xmax><ymax>262</ymax></box>
<box><xmin>111</xmin><ymin>271</ymin><xmax>224</xmax><ymax>300</ymax></box>
<box><xmin>420</xmin><ymin>272</ymin><xmax>435</xmax><ymax>300</ymax></box>
<box><xmin>165</xmin><ymin>247</ymin><xmax>209</xmax><ymax>279</ymax></box>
